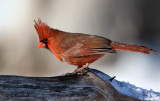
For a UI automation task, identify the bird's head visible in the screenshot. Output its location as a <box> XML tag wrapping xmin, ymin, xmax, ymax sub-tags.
<box><xmin>34</xmin><ymin>19</ymin><xmax>52</xmax><ymax>49</ymax></box>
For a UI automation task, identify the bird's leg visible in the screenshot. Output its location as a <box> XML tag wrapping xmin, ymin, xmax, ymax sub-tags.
<box><xmin>63</xmin><ymin>63</ymin><xmax>89</xmax><ymax>76</ymax></box>
<box><xmin>73</xmin><ymin>63</ymin><xmax>89</xmax><ymax>74</ymax></box>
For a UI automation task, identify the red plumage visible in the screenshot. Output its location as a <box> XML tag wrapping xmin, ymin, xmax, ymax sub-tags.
<box><xmin>34</xmin><ymin>19</ymin><xmax>156</xmax><ymax>74</ymax></box>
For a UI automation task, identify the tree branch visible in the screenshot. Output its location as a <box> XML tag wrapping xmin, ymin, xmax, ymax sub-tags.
<box><xmin>0</xmin><ymin>69</ymin><xmax>142</xmax><ymax>101</ymax></box>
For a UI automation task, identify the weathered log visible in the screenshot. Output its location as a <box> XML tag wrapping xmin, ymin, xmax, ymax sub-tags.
<box><xmin>0</xmin><ymin>69</ymin><xmax>142</xmax><ymax>101</ymax></box>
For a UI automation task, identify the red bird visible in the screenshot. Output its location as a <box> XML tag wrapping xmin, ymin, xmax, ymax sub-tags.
<box><xmin>34</xmin><ymin>19</ymin><xmax>156</xmax><ymax>74</ymax></box>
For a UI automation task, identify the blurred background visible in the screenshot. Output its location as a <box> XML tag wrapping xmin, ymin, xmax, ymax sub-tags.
<box><xmin>0</xmin><ymin>0</ymin><xmax>160</xmax><ymax>91</ymax></box>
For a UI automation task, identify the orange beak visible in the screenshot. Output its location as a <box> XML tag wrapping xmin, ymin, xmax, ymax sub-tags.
<box><xmin>37</xmin><ymin>42</ymin><xmax>46</xmax><ymax>48</ymax></box>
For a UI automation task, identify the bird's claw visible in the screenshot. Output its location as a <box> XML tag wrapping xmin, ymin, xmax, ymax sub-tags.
<box><xmin>62</xmin><ymin>68</ymin><xmax>89</xmax><ymax>76</ymax></box>
<box><xmin>62</xmin><ymin>63</ymin><xmax>89</xmax><ymax>76</ymax></box>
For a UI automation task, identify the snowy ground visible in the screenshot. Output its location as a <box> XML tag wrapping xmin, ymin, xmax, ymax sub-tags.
<box><xmin>86</xmin><ymin>68</ymin><xmax>160</xmax><ymax>101</ymax></box>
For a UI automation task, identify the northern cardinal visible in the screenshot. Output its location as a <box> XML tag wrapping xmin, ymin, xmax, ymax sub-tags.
<box><xmin>34</xmin><ymin>19</ymin><xmax>156</xmax><ymax>74</ymax></box>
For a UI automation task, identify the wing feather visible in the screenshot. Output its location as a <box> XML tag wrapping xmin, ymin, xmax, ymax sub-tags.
<box><xmin>58</xmin><ymin>33</ymin><xmax>115</xmax><ymax>58</ymax></box>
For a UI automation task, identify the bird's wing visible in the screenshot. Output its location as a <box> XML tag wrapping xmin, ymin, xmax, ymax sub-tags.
<box><xmin>57</xmin><ymin>33</ymin><xmax>116</xmax><ymax>58</ymax></box>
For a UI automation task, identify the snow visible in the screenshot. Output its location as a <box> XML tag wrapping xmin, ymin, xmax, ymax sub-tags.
<box><xmin>85</xmin><ymin>68</ymin><xmax>160</xmax><ymax>101</ymax></box>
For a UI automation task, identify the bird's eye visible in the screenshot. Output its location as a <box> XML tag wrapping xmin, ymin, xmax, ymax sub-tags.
<box><xmin>43</xmin><ymin>38</ymin><xmax>48</xmax><ymax>43</ymax></box>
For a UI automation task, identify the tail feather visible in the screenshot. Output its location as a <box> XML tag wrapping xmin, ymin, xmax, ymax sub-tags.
<box><xmin>110</xmin><ymin>42</ymin><xmax>156</xmax><ymax>54</ymax></box>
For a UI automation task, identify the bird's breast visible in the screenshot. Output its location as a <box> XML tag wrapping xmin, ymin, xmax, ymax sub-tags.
<box><xmin>58</xmin><ymin>54</ymin><xmax>105</xmax><ymax>66</ymax></box>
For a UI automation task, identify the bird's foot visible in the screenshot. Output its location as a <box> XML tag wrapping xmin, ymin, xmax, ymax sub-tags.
<box><xmin>74</xmin><ymin>69</ymin><xmax>89</xmax><ymax>76</ymax></box>
<box><xmin>63</xmin><ymin>70</ymin><xmax>88</xmax><ymax>76</ymax></box>
<box><xmin>72</xmin><ymin>63</ymin><xmax>89</xmax><ymax>74</ymax></box>
<box><xmin>62</xmin><ymin>63</ymin><xmax>89</xmax><ymax>76</ymax></box>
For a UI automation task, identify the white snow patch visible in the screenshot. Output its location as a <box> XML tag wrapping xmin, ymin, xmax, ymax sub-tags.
<box><xmin>86</xmin><ymin>68</ymin><xmax>160</xmax><ymax>101</ymax></box>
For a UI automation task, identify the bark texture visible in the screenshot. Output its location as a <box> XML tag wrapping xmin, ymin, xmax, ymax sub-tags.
<box><xmin>0</xmin><ymin>69</ymin><xmax>142</xmax><ymax>101</ymax></box>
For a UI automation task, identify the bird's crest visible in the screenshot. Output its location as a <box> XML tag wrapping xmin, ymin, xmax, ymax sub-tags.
<box><xmin>34</xmin><ymin>19</ymin><xmax>51</xmax><ymax>41</ymax></box>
